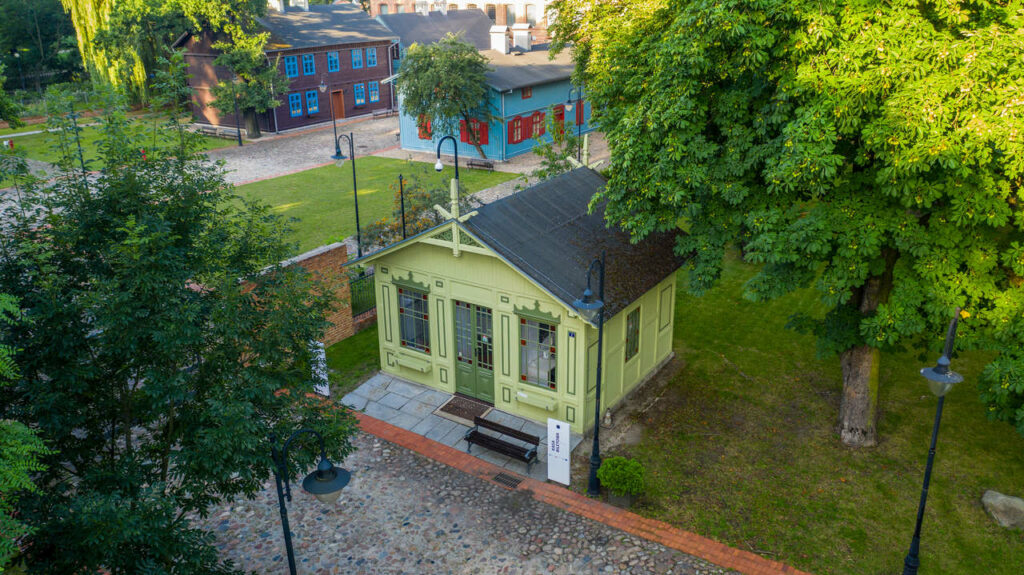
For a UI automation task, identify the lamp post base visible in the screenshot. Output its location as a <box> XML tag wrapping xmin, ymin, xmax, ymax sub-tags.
<box><xmin>902</xmin><ymin>551</ymin><xmax>919</xmax><ymax>575</ymax></box>
<box><xmin>587</xmin><ymin>452</ymin><xmax>602</xmax><ymax>498</ymax></box>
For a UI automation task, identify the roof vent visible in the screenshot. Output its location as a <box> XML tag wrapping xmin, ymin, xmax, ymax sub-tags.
<box><xmin>511</xmin><ymin>22</ymin><xmax>531</xmax><ymax>51</ymax></box>
<box><xmin>490</xmin><ymin>25</ymin><xmax>509</xmax><ymax>55</ymax></box>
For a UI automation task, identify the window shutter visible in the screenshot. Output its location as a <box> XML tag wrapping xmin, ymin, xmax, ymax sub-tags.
<box><xmin>508</xmin><ymin>117</ymin><xmax>518</xmax><ymax>144</ymax></box>
<box><xmin>554</xmin><ymin>105</ymin><xmax>565</xmax><ymax>135</ymax></box>
<box><xmin>460</xmin><ymin>120</ymin><xmax>468</xmax><ymax>143</ymax></box>
<box><xmin>478</xmin><ymin>121</ymin><xmax>489</xmax><ymax>145</ymax></box>
<box><xmin>538</xmin><ymin>112</ymin><xmax>546</xmax><ymax>136</ymax></box>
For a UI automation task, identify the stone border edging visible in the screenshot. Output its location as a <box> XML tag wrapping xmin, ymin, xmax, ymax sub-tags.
<box><xmin>354</xmin><ymin>411</ymin><xmax>813</xmax><ymax>575</ymax></box>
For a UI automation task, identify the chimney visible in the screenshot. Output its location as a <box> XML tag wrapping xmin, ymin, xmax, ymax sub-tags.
<box><xmin>511</xmin><ymin>22</ymin><xmax>531</xmax><ymax>51</ymax></box>
<box><xmin>267</xmin><ymin>0</ymin><xmax>284</xmax><ymax>12</ymax></box>
<box><xmin>490</xmin><ymin>25</ymin><xmax>509</xmax><ymax>55</ymax></box>
<box><xmin>290</xmin><ymin>0</ymin><xmax>309</xmax><ymax>11</ymax></box>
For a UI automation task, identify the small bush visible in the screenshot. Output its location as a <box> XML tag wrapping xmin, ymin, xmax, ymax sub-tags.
<box><xmin>597</xmin><ymin>456</ymin><xmax>645</xmax><ymax>497</ymax></box>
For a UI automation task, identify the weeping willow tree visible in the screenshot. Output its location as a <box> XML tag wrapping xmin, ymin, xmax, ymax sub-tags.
<box><xmin>60</xmin><ymin>0</ymin><xmax>267</xmax><ymax>101</ymax></box>
<box><xmin>60</xmin><ymin>0</ymin><xmax>147</xmax><ymax>94</ymax></box>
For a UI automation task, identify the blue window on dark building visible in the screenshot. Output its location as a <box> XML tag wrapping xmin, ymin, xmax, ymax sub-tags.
<box><xmin>369</xmin><ymin>81</ymin><xmax>380</xmax><ymax>103</ymax></box>
<box><xmin>306</xmin><ymin>90</ymin><xmax>319</xmax><ymax>114</ymax></box>
<box><xmin>288</xmin><ymin>93</ymin><xmax>302</xmax><ymax>117</ymax></box>
<box><xmin>367</xmin><ymin>47</ymin><xmax>377</xmax><ymax>67</ymax></box>
<box><xmin>284</xmin><ymin>56</ymin><xmax>298</xmax><ymax>78</ymax></box>
<box><xmin>302</xmin><ymin>54</ymin><xmax>315</xmax><ymax>75</ymax></box>
<box><xmin>327</xmin><ymin>51</ymin><xmax>339</xmax><ymax>72</ymax></box>
<box><xmin>354</xmin><ymin>83</ymin><xmax>365</xmax><ymax>106</ymax></box>
<box><xmin>351</xmin><ymin>49</ymin><xmax>363</xmax><ymax>69</ymax></box>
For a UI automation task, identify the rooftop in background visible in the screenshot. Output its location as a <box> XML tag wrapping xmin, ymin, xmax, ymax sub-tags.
<box><xmin>376</xmin><ymin>9</ymin><xmax>493</xmax><ymax>51</ymax></box>
<box><xmin>482</xmin><ymin>46</ymin><xmax>574</xmax><ymax>91</ymax></box>
<box><xmin>463</xmin><ymin>168</ymin><xmax>687</xmax><ymax>319</ymax></box>
<box><xmin>258</xmin><ymin>3</ymin><xmax>398</xmax><ymax>51</ymax></box>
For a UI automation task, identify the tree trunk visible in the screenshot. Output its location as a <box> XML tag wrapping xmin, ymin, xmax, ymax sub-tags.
<box><xmin>839</xmin><ymin>344</ymin><xmax>879</xmax><ymax>447</ymax></box>
<box><xmin>837</xmin><ymin>249</ymin><xmax>897</xmax><ymax>448</ymax></box>
<box><xmin>244</xmin><ymin>110</ymin><xmax>262</xmax><ymax>139</ymax></box>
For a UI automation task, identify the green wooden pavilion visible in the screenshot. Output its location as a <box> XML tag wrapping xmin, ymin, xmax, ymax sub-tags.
<box><xmin>352</xmin><ymin>168</ymin><xmax>686</xmax><ymax>434</ymax></box>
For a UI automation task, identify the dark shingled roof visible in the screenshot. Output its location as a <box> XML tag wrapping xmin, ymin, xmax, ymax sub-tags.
<box><xmin>463</xmin><ymin>168</ymin><xmax>687</xmax><ymax>320</ymax></box>
<box><xmin>376</xmin><ymin>9</ymin><xmax>493</xmax><ymax>51</ymax></box>
<box><xmin>257</xmin><ymin>4</ymin><xmax>397</xmax><ymax>51</ymax></box>
<box><xmin>482</xmin><ymin>47</ymin><xmax>575</xmax><ymax>91</ymax></box>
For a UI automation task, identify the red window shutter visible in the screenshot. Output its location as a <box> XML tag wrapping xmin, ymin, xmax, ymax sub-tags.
<box><xmin>460</xmin><ymin>120</ymin><xmax>468</xmax><ymax>143</ymax></box>
<box><xmin>576</xmin><ymin>100</ymin><xmax>584</xmax><ymax>127</ymax></box>
<box><xmin>538</xmin><ymin>112</ymin><xmax>546</xmax><ymax>136</ymax></box>
<box><xmin>418</xmin><ymin>115</ymin><xmax>432</xmax><ymax>140</ymax></box>
<box><xmin>478</xmin><ymin>120</ymin><xmax>489</xmax><ymax>145</ymax></box>
<box><xmin>509</xmin><ymin>117</ymin><xmax>521</xmax><ymax>144</ymax></box>
<box><xmin>554</xmin><ymin>105</ymin><xmax>565</xmax><ymax>135</ymax></box>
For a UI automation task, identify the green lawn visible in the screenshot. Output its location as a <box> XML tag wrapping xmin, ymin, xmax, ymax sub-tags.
<box><xmin>603</xmin><ymin>251</ymin><xmax>1024</xmax><ymax>575</ymax></box>
<box><xmin>236</xmin><ymin>156</ymin><xmax>517</xmax><ymax>253</ymax></box>
<box><xmin>4</xmin><ymin>123</ymin><xmax>234</xmax><ymax>165</ymax></box>
<box><xmin>325</xmin><ymin>324</ymin><xmax>381</xmax><ymax>399</ymax></box>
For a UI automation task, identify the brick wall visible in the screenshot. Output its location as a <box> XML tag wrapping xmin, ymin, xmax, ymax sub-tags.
<box><xmin>280</xmin><ymin>242</ymin><xmax>374</xmax><ymax>347</ymax></box>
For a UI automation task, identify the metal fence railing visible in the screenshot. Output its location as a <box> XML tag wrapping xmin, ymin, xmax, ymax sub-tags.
<box><xmin>349</xmin><ymin>269</ymin><xmax>376</xmax><ymax>318</ymax></box>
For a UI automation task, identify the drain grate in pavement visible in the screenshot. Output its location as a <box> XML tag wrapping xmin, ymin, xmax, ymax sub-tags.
<box><xmin>492</xmin><ymin>472</ymin><xmax>523</xmax><ymax>489</ymax></box>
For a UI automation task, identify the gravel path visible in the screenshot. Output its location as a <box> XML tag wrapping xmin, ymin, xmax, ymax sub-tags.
<box><xmin>197</xmin><ymin>432</ymin><xmax>734</xmax><ymax>575</ymax></box>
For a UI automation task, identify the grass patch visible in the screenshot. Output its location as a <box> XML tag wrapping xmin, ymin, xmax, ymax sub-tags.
<box><xmin>615</xmin><ymin>251</ymin><xmax>1024</xmax><ymax>575</ymax></box>
<box><xmin>235</xmin><ymin>156</ymin><xmax>516</xmax><ymax>253</ymax></box>
<box><xmin>325</xmin><ymin>324</ymin><xmax>380</xmax><ymax>398</ymax></box>
<box><xmin>3</xmin><ymin>124</ymin><xmax>234</xmax><ymax>165</ymax></box>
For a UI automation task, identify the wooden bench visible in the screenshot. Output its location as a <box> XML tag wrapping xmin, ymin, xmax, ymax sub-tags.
<box><xmin>464</xmin><ymin>415</ymin><xmax>540</xmax><ymax>472</ymax></box>
<box><xmin>373</xmin><ymin>108</ymin><xmax>396</xmax><ymax>119</ymax></box>
<box><xmin>467</xmin><ymin>158</ymin><xmax>494</xmax><ymax>171</ymax></box>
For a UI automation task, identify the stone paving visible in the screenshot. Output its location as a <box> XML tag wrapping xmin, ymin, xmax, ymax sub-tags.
<box><xmin>342</xmin><ymin>373</ymin><xmax>583</xmax><ymax>482</ymax></box>
<box><xmin>205</xmin><ymin>114</ymin><xmax>403</xmax><ymax>185</ymax></box>
<box><xmin>196</xmin><ymin>431</ymin><xmax>736</xmax><ymax>575</ymax></box>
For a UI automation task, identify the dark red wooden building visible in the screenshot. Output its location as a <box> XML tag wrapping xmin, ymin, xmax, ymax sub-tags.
<box><xmin>174</xmin><ymin>2</ymin><xmax>398</xmax><ymax>134</ymax></box>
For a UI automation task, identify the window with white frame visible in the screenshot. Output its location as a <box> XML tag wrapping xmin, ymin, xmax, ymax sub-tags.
<box><xmin>520</xmin><ymin>318</ymin><xmax>556</xmax><ymax>390</ymax></box>
<box><xmin>398</xmin><ymin>287</ymin><xmax>430</xmax><ymax>353</ymax></box>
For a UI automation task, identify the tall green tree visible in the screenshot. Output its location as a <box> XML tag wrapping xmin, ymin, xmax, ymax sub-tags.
<box><xmin>209</xmin><ymin>31</ymin><xmax>288</xmax><ymax>139</ymax></box>
<box><xmin>60</xmin><ymin>0</ymin><xmax>267</xmax><ymax>98</ymax></box>
<box><xmin>0</xmin><ymin>65</ymin><xmax>24</xmax><ymax>127</ymax></box>
<box><xmin>394</xmin><ymin>33</ymin><xmax>497</xmax><ymax>159</ymax></box>
<box><xmin>0</xmin><ymin>86</ymin><xmax>357</xmax><ymax>572</ymax></box>
<box><xmin>551</xmin><ymin>0</ymin><xmax>1024</xmax><ymax>446</ymax></box>
<box><xmin>0</xmin><ymin>0</ymin><xmax>80</xmax><ymax>93</ymax></box>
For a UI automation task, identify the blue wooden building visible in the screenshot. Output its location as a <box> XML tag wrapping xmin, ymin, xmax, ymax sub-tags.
<box><xmin>378</xmin><ymin>10</ymin><xmax>592</xmax><ymax>161</ymax></box>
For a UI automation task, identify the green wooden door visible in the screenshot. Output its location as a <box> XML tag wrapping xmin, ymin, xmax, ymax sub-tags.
<box><xmin>454</xmin><ymin>300</ymin><xmax>495</xmax><ymax>403</ymax></box>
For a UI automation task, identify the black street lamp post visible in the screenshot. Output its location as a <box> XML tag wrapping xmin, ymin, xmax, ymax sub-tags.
<box><xmin>565</xmin><ymin>83</ymin><xmax>584</xmax><ymax>163</ymax></box>
<box><xmin>573</xmin><ymin>252</ymin><xmax>606</xmax><ymax>498</ymax></box>
<box><xmin>399</xmin><ymin>174</ymin><xmax>407</xmax><ymax>239</ymax></box>
<box><xmin>902</xmin><ymin>309</ymin><xmax>963</xmax><ymax>575</ymax></box>
<box><xmin>320</xmin><ymin>77</ymin><xmax>339</xmax><ymax>147</ymax></box>
<box><xmin>10</xmin><ymin>50</ymin><xmax>24</xmax><ymax>91</ymax></box>
<box><xmin>270</xmin><ymin>429</ymin><xmax>351</xmax><ymax>575</ymax></box>
<box><xmin>434</xmin><ymin>134</ymin><xmax>460</xmax><ymax>180</ymax></box>
<box><xmin>332</xmin><ymin>132</ymin><xmax>362</xmax><ymax>257</ymax></box>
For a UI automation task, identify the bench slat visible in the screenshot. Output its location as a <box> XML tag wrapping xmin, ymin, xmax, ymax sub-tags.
<box><xmin>474</xmin><ymin>416</ymin><xmax>539</xmax><ymax>445</ymax></box>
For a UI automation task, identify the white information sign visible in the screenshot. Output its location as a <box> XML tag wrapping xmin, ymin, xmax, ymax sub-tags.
<box><xmin>547</xmin><ymin>418</ymin><xmax>571</xmax><ymax>485</ymax></box>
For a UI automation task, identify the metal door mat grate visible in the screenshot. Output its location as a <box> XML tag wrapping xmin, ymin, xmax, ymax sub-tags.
<box><xmin>492</xmin><ymin>472</ymin><xmax>523</xmax><ymax>489</ymax></box>
<box><xmin>434</xmin><ymin>395</ymin><xmax>492</xmax><ymax>426</ymax></box>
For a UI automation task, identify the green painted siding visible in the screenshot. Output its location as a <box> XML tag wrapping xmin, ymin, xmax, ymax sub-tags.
<box><xmin>371</xmin><ymin>237</ymin><xmax>677</xmax><ymax>435</ymax></box>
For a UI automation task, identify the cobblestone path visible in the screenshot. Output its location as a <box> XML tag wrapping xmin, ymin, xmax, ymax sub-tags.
<box><xmin>197</xmin><ymin>432</ymin><xmax>734</xmax><ymax>575</ymax></box>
